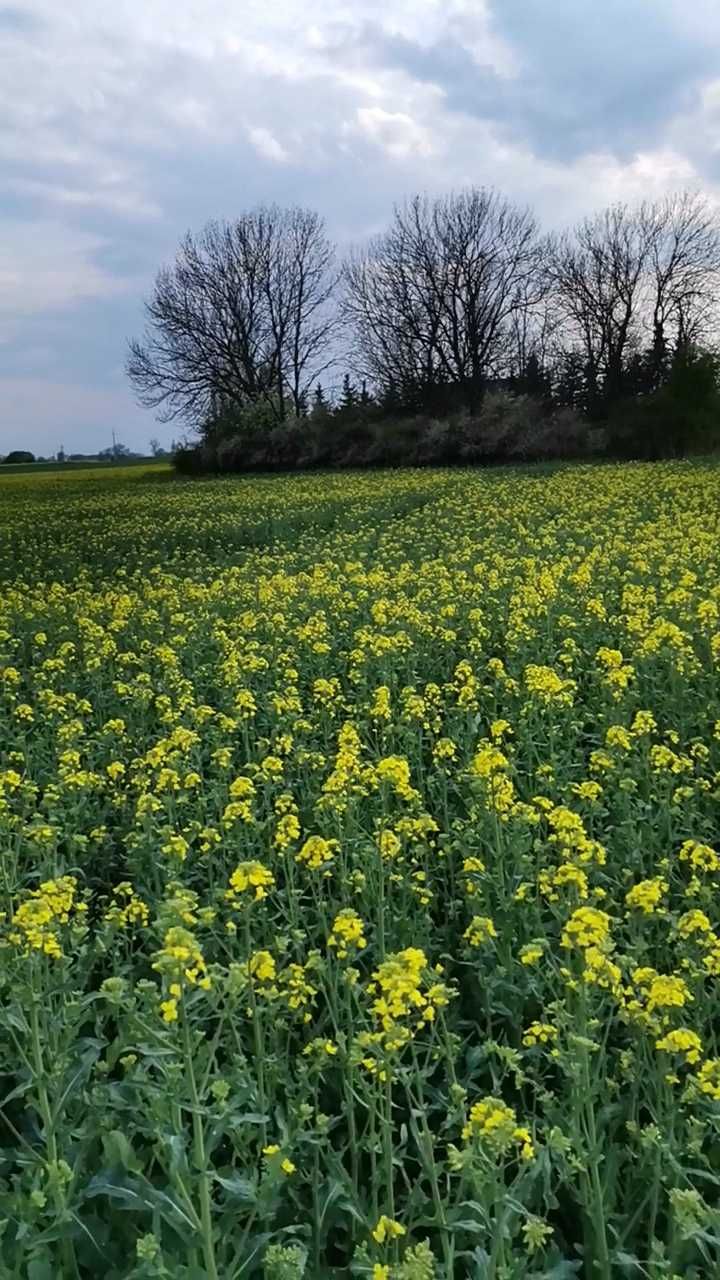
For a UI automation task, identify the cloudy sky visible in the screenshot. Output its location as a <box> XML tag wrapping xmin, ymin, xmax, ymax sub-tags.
<box><xmin>2</xmin><ymin>0</ymin><xmax>720</xmax><ymax>456</ymax></box>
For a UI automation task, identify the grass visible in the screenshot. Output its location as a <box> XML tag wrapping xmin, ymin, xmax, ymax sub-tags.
<box><xmin>0</xmin><ymin>459</ymin><xmax>719</xmax><ymax>1278</ymax></box>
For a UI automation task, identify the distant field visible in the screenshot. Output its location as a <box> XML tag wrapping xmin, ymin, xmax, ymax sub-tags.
<box><xmin>1</xmin><ymin>461</ymin><xmax>720</xmax><ymax>1278</ymax></box>
<box><xmin>0</xmin><ymin>455</ymin><xmax>168</xmax><ymax>475</ymax></box>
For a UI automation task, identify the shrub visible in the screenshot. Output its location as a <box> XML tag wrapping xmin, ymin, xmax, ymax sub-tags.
<box><xmin>457</xmin><ymin>393</ymin><xmax>539</xmax><ymax>461</ymax></box>
<box><xmin>1</xmin><ymin>450</ymin><xmax>35</xmax><ymax>465</ymax></box>
<box><xmin>510</xmin><ymin>405</ymin><xmax>590</xmax><ymax>461</ymax></box>
<box><xmin>414</xmin><ymin>418</ymin><xmax>454</xmax><ymax>465</ymax></box>
<box><xmin>173</xmin><ymin>443</ymin><xmax>209</xmax><ymax>475</ymax></box>
<box><xmin>215</xmin><ymin>436</ymin><xmax>247</xmax><ymax>472</ymax></box>
<box><xmin>608</xmin><ymin>351</ymin><xmax>720</xmax><ymax>459</ymax></box>
<box><xmin>171</xmin><ymin>391</ymin><xmax>597</xmax><ymax>476</ymax></box>
<box><xmin>360</xmin><ymin>417</ymin><xmax>428</xmax><ymax>467</ymax></box>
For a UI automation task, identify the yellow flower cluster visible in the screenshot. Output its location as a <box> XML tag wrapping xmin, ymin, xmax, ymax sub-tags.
<box><xmin>7</xmin><ymin>876</ymin><xmax>83</xmax><ymax>958</ymax></box>
<box><xmin>463</xmin><ymin>915</ymin><xmax>497</xmax><ymax>946</ymax></box>
<box><xmin>328</xmin><ymin>908</ymin><xmax>367</xmax><ymax>959</ymax></box>
<box><xmin>367</xmin><ymin>948</ymin><xmax>450</xmax><ymax>1047</ymax></box>
<box><xmin>152</xmin><ymin>925</ymin><xmax>211</xmax><ymax>1022</ymax></box>
<box><xmin>225</xmin><ymin>861</ymin><xmax>275</xmax><ymax>905</ymax></box>
<box><xmin>462</xmin><ymin>1097</ymin><xmax>535</xmax><ymax>1161</ymax></box>
<box><xmin>296</xmin><ymin>835</ymin><xmax>339</xmax><ymax>872</ymax></box>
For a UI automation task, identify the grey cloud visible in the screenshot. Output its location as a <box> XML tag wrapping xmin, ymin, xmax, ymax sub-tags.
<box><xmin>346</xmin><ymin>2</ymin><xmax>716</xmax><ymax>163</ymax></box>
<box><xmin>489</xmin><ymin>0</ymin><xmax>714</xmax><ymax>158</ymax></box>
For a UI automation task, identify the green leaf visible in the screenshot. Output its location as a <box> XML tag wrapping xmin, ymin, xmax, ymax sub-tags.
<box><xmin>536</xmin><ymin>1262</ymin><xmax>583</xmax><ymax>1279</ymax></box>
<box><xmin>85</xmin><ymin>1170</ymin><xmax>154</xmax><ymax>1212</ymax></box>
<box><xmin>0</xmin><ymin>1076</ymin><xmax>31</xmax><ymax>1108</ymax></box>
<box><xmin>101</xmin><ymin>1129</ymin><xmax>142</xmax><ymax>1174</ymax></box>
<box><xmin>27</xmin><ymin>1260</ymin><xmax>54</xmax><ymax>1280</ymax></box>
<box><xmin>161</xmin><ymin>1131</ymin><xmax>189</xmax><ymax>1176</ymax></box>
<box><xmin>84</xmin><ymin>1170</ymin><xmax>197</xmax><ymax>1233</ymax></box>
<box><xmin>214</xmin><ymin>1172</ymin><xmax>257</xmax><ymax>1205</ymax></box>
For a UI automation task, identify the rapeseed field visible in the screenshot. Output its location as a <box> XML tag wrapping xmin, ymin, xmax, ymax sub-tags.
<box><xmin>1</xmin><ymin>460</ymin><xmax>720</xmax><ymax>1279</ymax></box>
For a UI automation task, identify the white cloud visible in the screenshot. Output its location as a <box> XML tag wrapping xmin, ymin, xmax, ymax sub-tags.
<box><xmin>248</xmin><ymin>126</ymin><xmax>290</xmax><ymax>164</ymax></box>
<box><xmin>353</xmin><ymin>106</ymin><xmax>435</xmax><ymax>159</ymax></box>
<box><xmin>510</xmin><ymin>146</ymin><xmax>704</xmax><ymax>228</ymax></box>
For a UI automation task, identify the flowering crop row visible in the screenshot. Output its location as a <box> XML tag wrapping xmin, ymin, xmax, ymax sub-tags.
<box><xmin>0</xmin><ymin>460</ymin><xmax>719</xmax><ymax>1278</ymax></box>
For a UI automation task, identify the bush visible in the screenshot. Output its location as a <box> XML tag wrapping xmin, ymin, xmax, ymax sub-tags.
<box><xmin>215</xmin><ymin>436</ymin><xmax>246</xmax><ymax>471</ymax></box>
<box><xmin>608</xmin><ymin>351</ymin><xmax>720</xmax><ymax>459</ymax></box>
<box><xmin>415</xmin><ymin>418</ymin><xmax>454</xmax><ymax>465</ymax></box>
<box><xmin>510</xmin><ymin>405</ymin><xmax>590</xmax><ymax>461</ymax></box>
<box><xmin>360</xmin><ymin>417</ymin><xmax>428</xmax><ymax>467</ymax></box>
<box><xmin>173</xmin><ymin>442</ymin><xmax>218</xmax><ymax>475</ymax></box>
<box><xmin>1</xmin><ymin>450</ymin><xmax>35</xmax><ymax>465</ymax></box>
<box><xmin>456</xmin><ymin>393</ymin><xmax>576</xmax><ymax>462</ymax></box>
<box><xmin>173</xmin><ymin>392</ymin><xmax>596</xmax><ymax>476</ymax></box>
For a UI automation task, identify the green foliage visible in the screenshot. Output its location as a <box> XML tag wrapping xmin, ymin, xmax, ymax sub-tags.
<box><xmin>204</xmin><ymin>393</ymin><xmax>287</xmax><ymax>443</ymax></box>
<box><xmin>651</xmin><ymin>350</ymin><xmax>720</xmax><ymax>455</ymax></box>
<box><xmin>177</xmin><ymin>395</ymin><xmax>590</xmax><ymax>475</ymax></box>
<box><xmin>1</xmin><ymin>449</ymin><xmax>35</xmax><ymax>465</ymax></box>
<box><xmin>610</xmin><ymin>350</ymin><xmax>720</xmax><ymax>458</ymax></box>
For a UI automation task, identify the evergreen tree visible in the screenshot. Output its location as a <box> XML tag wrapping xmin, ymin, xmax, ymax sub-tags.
<box><xmin>311</xmin><ymin>383</ymin><xmax>329</xmax><ymax>419</ymax></box>
<box><xmin>379</xmin><ymin>377</ymin><xmax>403</xmax><ymax>416</ymax></box>
<box><xmin>519</xmin><ymin>352</ymin><xmax>551</xmax><ymax>400</ymax></box>
<box><xmin>339</xmin><ymin>373</ymin><xmax>358</xmax><ymax>413</ymax></box>
<box><xmin>554</xmin><ymin>351</ymin><xmax>587</xmax><ymax>413</ymax></box>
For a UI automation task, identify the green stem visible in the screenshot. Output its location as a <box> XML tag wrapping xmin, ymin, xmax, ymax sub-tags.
<box><xmin>377</xmin><ymin>854</ymin><xmax>387</xmax><ymax>960</ymax></box>
<box><xmin>581</xmin><ymin>1044</ymin><xmax>611</xmax><ymax>1280</ymax></box>
<box><xmin>408</xmin><ymin>1089</ymin><xmax>453</xmax><ymax>1274</ymax></box>
<box><xmin>488</xmin><ymin>1171</ymin><xmax>508</xmax><ymax>1279</ymax></box>
<box><xmin>383</xmin><ymin>1069</ymin><xmax>395</xmax><ymax>1224</ymax></box>
<box><xmin>182</xmin><ymin>1006</ymin><xmax>219</xmax><ymax>1280</ymax></box>
<box><xmin>368</xmin><ymin>1093</ymin><xmax>379</xmax><ymax>1222</ymax></box>
<box><xmin>244</xmin><ymin>912</ymin><xmax>267</xmax><ymax>1147</ymax></box>
<box><xmin>346</xmin><ymin>1069</ymin><xmax>359</xmax><ymax>1192</ymax></box>
<box><xmin>30</xmin><ymin>996</ymin><xmax>78</xmax><ymax>1278</ymax></box>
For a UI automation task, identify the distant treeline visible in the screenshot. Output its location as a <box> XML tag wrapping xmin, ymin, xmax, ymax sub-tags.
<box><xmin>0</xmin><ymin>443</ymin><xmax>173</xmax><ymax>471</ymax></box>
<box><xmin>126</xmin><ymin>189</ymin><xmax>720</xmax><ymax>474</ymax></box>
<box><xmin>0</xmin><ymin>454</ymin><xmax>162</xmax><ymax>474</ymax></box>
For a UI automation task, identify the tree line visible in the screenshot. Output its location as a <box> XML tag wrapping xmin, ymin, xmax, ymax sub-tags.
<box><xmin>127</xmin><ymin>189</ymin><xmax>720</xmax><ymax>470</ymax></box>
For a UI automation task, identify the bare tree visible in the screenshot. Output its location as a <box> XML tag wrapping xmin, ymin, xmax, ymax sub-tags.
<box><xmin>506</xmin><ymin>289</ymin><xmax>559</xmax><ymax>388</ymax></box>
<box><xmin>343</xmin><ymin>188</ymin><xmax>545</xmax><ymax>411</ymax></box>
<box><xmin>343</xmin><ymin>209</ymin><xmax>444</xmax><ymax>405</ymax></box>
<box><xmin>127</xmin><ymin>207</ymin><xmax>338</xmax><ymax>431</ymax></box>
<box><xmin>642</xmin><ymin>192</ymin><xmax>720</xmax><ymax>383</ymax></box>
<box><xmin>549</xmin><ymin>204</ymin><xmax>653</xmax><ymax>411</ymax></box>
<box><xmin>549</xmin><ymin>193</ymin><xmax>720</xmax><ymax>409</ymax></box>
